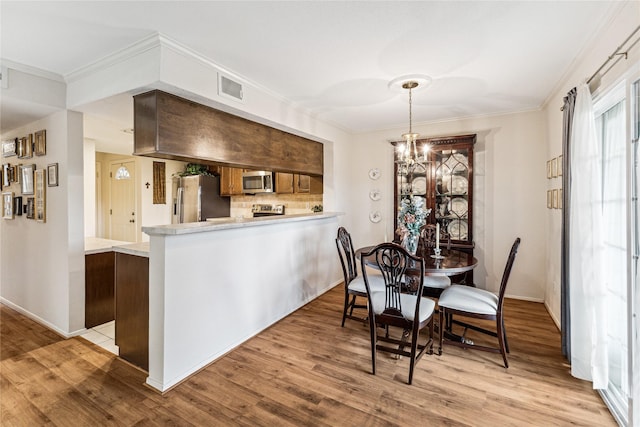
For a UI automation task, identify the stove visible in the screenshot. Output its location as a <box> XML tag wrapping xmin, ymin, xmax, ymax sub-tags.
<box><xmin>251</xmin><ymin>204</ymin><xmax>285</xmax><ymax>217</ymax></box>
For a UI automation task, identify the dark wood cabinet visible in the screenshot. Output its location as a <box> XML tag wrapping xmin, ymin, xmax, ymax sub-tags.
<box><xmin>394</xmin><ymin>134</ymin><xmax>476</xmax><ymax>284</ymax></box>
<box><xmin>85</xmin><ymin>252</ymin><xmax>115</xmax><ymax>328</ymax></box>
<box><xmin>115</xmin><ymin>253</ymin><xmax>149</xmax><ymax>371</ymax></box>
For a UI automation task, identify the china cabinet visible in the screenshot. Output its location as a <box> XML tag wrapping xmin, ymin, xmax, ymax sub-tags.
<box><xmin>393</xmin><ymin>134</ymin><xmax>476</xmax><ymax>284</ymax></box>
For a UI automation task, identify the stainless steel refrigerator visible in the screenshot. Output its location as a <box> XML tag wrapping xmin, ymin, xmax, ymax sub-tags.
<box><xmin>172</xmin><ymin>175</ymin><xmax>230</xmax><ymax>223</ymax></box>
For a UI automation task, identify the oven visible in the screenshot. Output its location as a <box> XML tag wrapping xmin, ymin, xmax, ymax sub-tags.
<box><xmin>251</xmin><ymin>204</ymin><xmax>285</xmax><ymax>217</ymax></box>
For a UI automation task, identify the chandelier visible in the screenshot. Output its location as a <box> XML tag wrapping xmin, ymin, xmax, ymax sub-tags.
<box><xmin>395</xmin><ymin>79</ymin><xmax>429</xmax><ymax>180</ymax></box>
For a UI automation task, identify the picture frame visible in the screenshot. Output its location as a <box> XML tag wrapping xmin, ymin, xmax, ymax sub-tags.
<box><xmin>2</xmin><ymin>163</ymin><xmax>10</xmax><ymax>187</ymax></box>
<box><xmin>26</xmin><ymin>197</ymin><xmax>34</xmax><ymax>219</ymax></box>
<box><xmin>21</xmin><ymin>164</ymin><xmax>35</xmax><ymax>195</ymax></box>
<box><xmin>559</xmin><ymin>188</ymin><xmax>563</xmax><ymax>210</ymax></box>
<box><xmin>3</xmin><ymin>191</ymin><xmax>14</xmax><ymax>219</ymax></box>
<box><xmin>2</xmin><ymin>139</ymin><xmax>17</xmax><ymax>157</ymax></box>
<box><xmin>546</xmin><ymin>160</ymin><xmax>552</xmax><ymax>179</ymax></box>
<box><xmin>552</xmin><ymin>189</ymin><xmax>558</xmax><ymax>209</ymax></box>
<box><xmin>11</xmin><ymin>165</ymin><xmax>20</xmax><ymax>184</ymax></box>
<box><xmin>34</xmin><ymin>169</ymin><xmax>46</xmax><ymax>223</ymax></box>
<box><xmin>547</xmin><ymin>189</ymin><xmax>552</xmax><ymax>208</ymax></box>
<box><xmin>551</xmin><ymin>157</ymin><xmax>558</xmax><ymax>178</ymax></box>
<box><xmin>34</xmin><ymin>130</ymin><xmax>46</xmax><ymax>156</ymax></box>
<box><xmin>13</xmin><ymin>196</ymin><xmax>22</xmax><ymax>216</ymax></box>
<box><xmin>47</xmin><ymin>163</ymin><xmax>58</xmax><ymax>187</ymax></box>
<box><xmin>558</xmin><ymin>154</ymin><xmax>563</xmax><ymax>176</ymax></box>
<box><xmin>17</xmin><ymin>134</ymin><xmax>32</xmax><ymax>159</ymax></box>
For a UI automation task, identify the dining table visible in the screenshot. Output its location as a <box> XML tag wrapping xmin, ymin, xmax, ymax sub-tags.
<box><xmin>355</xmin><ymin>244</ymin><xmax>478</xmax><ymax>278</ymax></box>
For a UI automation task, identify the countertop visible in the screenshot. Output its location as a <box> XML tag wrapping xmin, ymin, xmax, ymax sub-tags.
<box><xmin>85</xmin><ymin>237</ymin><xmax>150</xmax><ymax>257</ymax></box>
<box><xmin>142</xmin><ymin>212</ymin><xmax>342</xmax><ymax>236</ymax></box>
<box><xmin>85</xmin><ymin>237</ymin><xmax>131</xmax><ymax>255</ymax></box>
<box><xmin>113</xmin><ymin>242</ymin><xmax>150</xmax><ymax>258</ymax></box>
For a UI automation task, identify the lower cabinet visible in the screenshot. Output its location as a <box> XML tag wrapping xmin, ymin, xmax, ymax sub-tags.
<box><xmin>85</xmin><ymin>252</ymin><xmax>116</xmax><ymax>329</ymax></box>
<box><xmin>115</xmin><ymin>252</ymin><xmax>149</xmax><ymax>371</ymax></box>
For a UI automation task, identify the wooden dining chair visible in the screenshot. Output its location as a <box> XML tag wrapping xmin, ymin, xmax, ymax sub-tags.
<box><xmin>335</xmin><ymin>227</ymin><xmax>385</xmax><ymax>326</ymax></box>
<box><xmin>437</xmin><ymin>237</ymin><xmax>521</xmax><ymax>367</ymax></box>
<box><xmin>360</xmin><ymin>243</ymin><xmax>436</xmax><ymax>384</ymax></box>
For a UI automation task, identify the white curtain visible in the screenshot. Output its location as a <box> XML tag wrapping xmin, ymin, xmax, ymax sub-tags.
<box><xmin>569</xmin><ymin>83</ymin><xmax>608</xmax><ymax>389</ymax></box>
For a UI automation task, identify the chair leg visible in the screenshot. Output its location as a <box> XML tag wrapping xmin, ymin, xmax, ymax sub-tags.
<box><xmin>502</xmin><ymin>317</ymin><xmax>510</xmax><ymax>353</ymax></box>
<box><xmin>438</xmin><ymin>309</ymin><xmax>444</xmax><ymax>355</ymax></box>
<box><xmin>369</xmin><ymin>313</ymin><xmax>377</xmax><ymax>376</ymax></box>
<box><xmin>408</xmin><ymin>327</ymin><xmax>419</xmax><ymax>385</ymax></box>
<box><xmin>341</xmin><ymin>292</ymin><xmax>350</xmax><ymax>327</ymax></box>
<box><xmin>496</xmin><ymin>315</ymin><xmax>509</xmax><ymax>368</ymax></box>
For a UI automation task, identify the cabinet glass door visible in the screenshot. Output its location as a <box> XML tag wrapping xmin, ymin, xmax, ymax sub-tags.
<box><xmin>433</xmin><ymin>148</ymin><xmax>471</xmax><ymax>243</ymax></box>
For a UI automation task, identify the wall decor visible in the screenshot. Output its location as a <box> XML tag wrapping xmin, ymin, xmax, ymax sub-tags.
<box><xmin>551</xmin><ymin>157</ymin><xmax>558</xmax><ymax>178</ymax></box>
<box><xmin>21</xmin><ymin>164</ymin><xmax>35</xmax><ymax>195</ymax></box>
<box><xmin>17</xmin><ymin>135</ymin><xmax>32</xmax><ymax>159</ymax></box>
<box><xmin>552</xmin><ymin>189</ymin><xmax>558</xmax><ymax>209</ymax></box>
<box><xmin>3</xmin><ymin>191</ymin><xmax>14</xmax><ymax>219</ymax></box>
<box><xmin>2</xmin><ymin>139</ymin><xmax>17</xmax><ymax>157</ymax></box>
<box><xmin>152</xmin><ymin>161</ymin><xmax>166</xmax><ymax>204</ymax></box>
<box><xmin>47</xmin><ymin>163</ymin><xmax>58</xmax><ymax>187</ymax></box>
<box><xmin>369</xmin><ymin>211</ymin><xmax>382</xmax><ymax>223</ymax></box>
<box><xmin>368</xmin><ymin>168</ymin><xmax>380</xmax><ymax>180</ymax></box>
<box><xmin>2</xmin><ymin>163</ymin><xmax>10</xmax><ymax>187</ymax></box>
<box><xmin>547</xmin><ymin>190</ymin><xmax>552</xmax><ymax>209</ymax></box>
<box><xmin>34</xmin><ymin>169</ymin><xmax>46</xmax><ymax>222</ymax></box>
<box><xmin>34</xmin><ymin>130</ymin><xmax>46</xmax><ymax>156</ymax></box>
<box><xmin>559</xmin><ymin>188</ymin><xmax>563</xmax><ymax>209</ymax></box>
<box><xmin>13</xmin><ymin>196</ymin><xmax>22</xmax><ymax>216</ymax></box>
<box><xmin>546</xmin><ymin>160</ymin><xmax>552</xmax><ymax>179</ymax></box>
<box><xmin>11</xmin><ymin>165</ymin><xmax>20</xmax><ymax>184</ymax></box>
<box><xmin>26</xmin><ymin>197</ymin><xmax>34</xmax><ymax>219</ymax></box>
<box><xmin>369</xmin><ymin>189</ymin><xmax>381</xmax><ymax>201</ymax></box>
<box><xmin>558</xmin><ymin>155</ymin><xmax>563</xmax><ymax>176</ymax></box>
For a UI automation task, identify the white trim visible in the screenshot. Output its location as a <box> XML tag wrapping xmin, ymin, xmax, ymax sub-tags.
<box><xmin>0</xmin><ymin>58</ymin><xmax>65</xmax><ymax>82</ymax></box>
<box><xmin>0</xmin><ymin>298</ymin><xmax>86</xmax><ymax>338</ymax></box>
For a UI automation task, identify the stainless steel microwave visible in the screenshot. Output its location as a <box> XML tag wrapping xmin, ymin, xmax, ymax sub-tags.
<box><xmin>242</xmin><ymin>171</ymin><xmax>274</xmax><ymax>194</ymax></box>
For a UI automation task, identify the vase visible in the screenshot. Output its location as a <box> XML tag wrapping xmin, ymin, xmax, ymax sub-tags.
<box><xmin>402</xmin><ymin>233</ymin><xmax>419</xmax><ymax>255</ymax></box>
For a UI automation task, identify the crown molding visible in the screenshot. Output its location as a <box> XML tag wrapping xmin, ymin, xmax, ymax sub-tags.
<box><xmin>0</xmin><ymin>58</ymin><xmax>65</xmax><ymax>82</ymax></box>
<box><xmin>64</xmin><ymin>32</ymin><xmax>162</xmax><ymax>82</ymax></box>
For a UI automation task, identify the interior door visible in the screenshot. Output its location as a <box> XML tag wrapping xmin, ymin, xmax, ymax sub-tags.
<box><xmin>109</xmin><ymin>161</ymin><xmax>136</xmax><ymax>242</ymax></box>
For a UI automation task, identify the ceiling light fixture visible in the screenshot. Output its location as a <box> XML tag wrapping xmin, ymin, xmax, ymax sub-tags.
<box><xmin>392</xmin><ymin>76</ymin><xmax>431</xmax><ymax>187</ymax></box>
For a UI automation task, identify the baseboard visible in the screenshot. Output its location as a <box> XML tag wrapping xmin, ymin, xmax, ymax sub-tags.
<box><xmin>0</xmin><ymin>297</ymin><xmax>86</xmax><ymax>339</ymax></box>
<box><xmin>544</xmin><ymin>300</ymin><xmax>561</xmax><ymax>331</ymax></box>
<box><xmin>504</xmin><ymin>293</ymin><xmax>544</xmax><ymax>303</ymax></box>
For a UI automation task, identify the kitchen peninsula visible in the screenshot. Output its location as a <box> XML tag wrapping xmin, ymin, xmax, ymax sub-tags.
<box><xmin>142</xmin><ymin>211</ymin><xmax>340</xmax><ymax>392</ymax></box>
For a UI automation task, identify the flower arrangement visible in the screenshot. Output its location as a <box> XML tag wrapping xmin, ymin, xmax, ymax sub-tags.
<box><xmin>396</xmin><ymin>196</ymin><xmax>430</xmax><ymax>253</ymax></box>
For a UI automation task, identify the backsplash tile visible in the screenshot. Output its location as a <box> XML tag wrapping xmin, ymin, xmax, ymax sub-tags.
<box><xmin>230</xmin><ymin>194</ymin><xmax>323</xmax><ymax>218</ymax></box>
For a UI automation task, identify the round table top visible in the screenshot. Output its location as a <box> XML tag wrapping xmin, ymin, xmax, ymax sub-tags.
<box><xmin>356</xmin><ymin>245</ymin><xmax>478</xmax><ymax>276</ymax></box>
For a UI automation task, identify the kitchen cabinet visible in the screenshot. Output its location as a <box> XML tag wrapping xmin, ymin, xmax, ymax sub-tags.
<box><xmin>115</xmin><ymin>252</ymin><xmax>149</xmax><ymax>371</ymax></box>
<box><xmin>85</xmin><ymin>252</ymin><xmax>115</xmax><ymax>328</ymax></box>
<box><xmin>393</xmin><ymin>134</ymin><xmax>476</xmax><ymax>284</ymax></box>
<box><xmin>275</xmin><ymin>172</ymin><xmax>323</xmax><ymax>194</ymax></box>
<box><xmin>219</xmin><ymin>166</ymin><xmax>244</xmax><ymax>196</ymax></box>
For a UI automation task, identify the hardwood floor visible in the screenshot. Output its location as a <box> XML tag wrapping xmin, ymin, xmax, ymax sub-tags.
<box><xmin>1</xmin><ymin>286</ymin><xmax>615</xmax><ymax>426</ymax></box>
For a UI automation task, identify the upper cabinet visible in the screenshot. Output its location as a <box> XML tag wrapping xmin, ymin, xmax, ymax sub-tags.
<box><xmin>394</xmin><ymin>134</ymin><xmax>476</xmax><ymax>249</ymax></box>
<box><xmin>219</xmin><ymin>166</ymin><xmax>244</xmax><ymax>196</ymax></box>
<box><xmin>275</xmin><ymin>172</ymin><xmax>323</xmax><ymax>194</ymax></box>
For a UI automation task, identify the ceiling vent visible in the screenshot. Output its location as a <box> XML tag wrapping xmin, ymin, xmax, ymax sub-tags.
<box><xmin>218</xmin><ymin>73</ymin><xmax>244</xmax><ymax>102</ymax></box>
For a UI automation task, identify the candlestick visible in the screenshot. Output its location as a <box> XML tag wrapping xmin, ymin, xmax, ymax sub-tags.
<box><xmin>436</xmin><ymin>223</ymin><xmax>440</xmax><ymax>249</ymax></box>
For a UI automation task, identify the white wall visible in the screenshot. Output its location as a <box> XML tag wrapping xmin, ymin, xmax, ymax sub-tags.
<box><xmin>0</xmin><ymin>110</ymin><xmax>85</xmax><ymax>335</ymax></box>
<box><xmin>350</xmin><ymin>110</ymin><xmax>547</xmax><ymax>300</ymax></box>
<box><xmin>146</xmin><ymin>215</ymin><xmax>340</xmax><ymax>391</ymax></box>
<box><xmin>542</xmin><ymin>0</ymin><xmax>640</xmax><ymax>326</ymax></box>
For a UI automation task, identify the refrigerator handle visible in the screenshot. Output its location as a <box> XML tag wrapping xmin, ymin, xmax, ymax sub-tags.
<box><xmin>176</xmin><ymin>187</ymin><xmax>184</xmax><ymax>223</ymax></box>
<box><xmin>197</xmin><ymin>186</ymin><xmax>202</xmax><ymax>221</ymax></box>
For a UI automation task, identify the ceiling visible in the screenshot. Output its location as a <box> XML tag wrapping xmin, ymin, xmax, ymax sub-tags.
<box><xmin>0</xmin><ymin>1</ymin><xmax>620</xmax><ymax>139</ymax></box>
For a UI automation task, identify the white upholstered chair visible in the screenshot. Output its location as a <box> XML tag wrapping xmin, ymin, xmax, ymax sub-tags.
<box><xmin>438</xmin><ymin>237</ymin><xmax>521</xmax><ymax>367</ymax></box>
